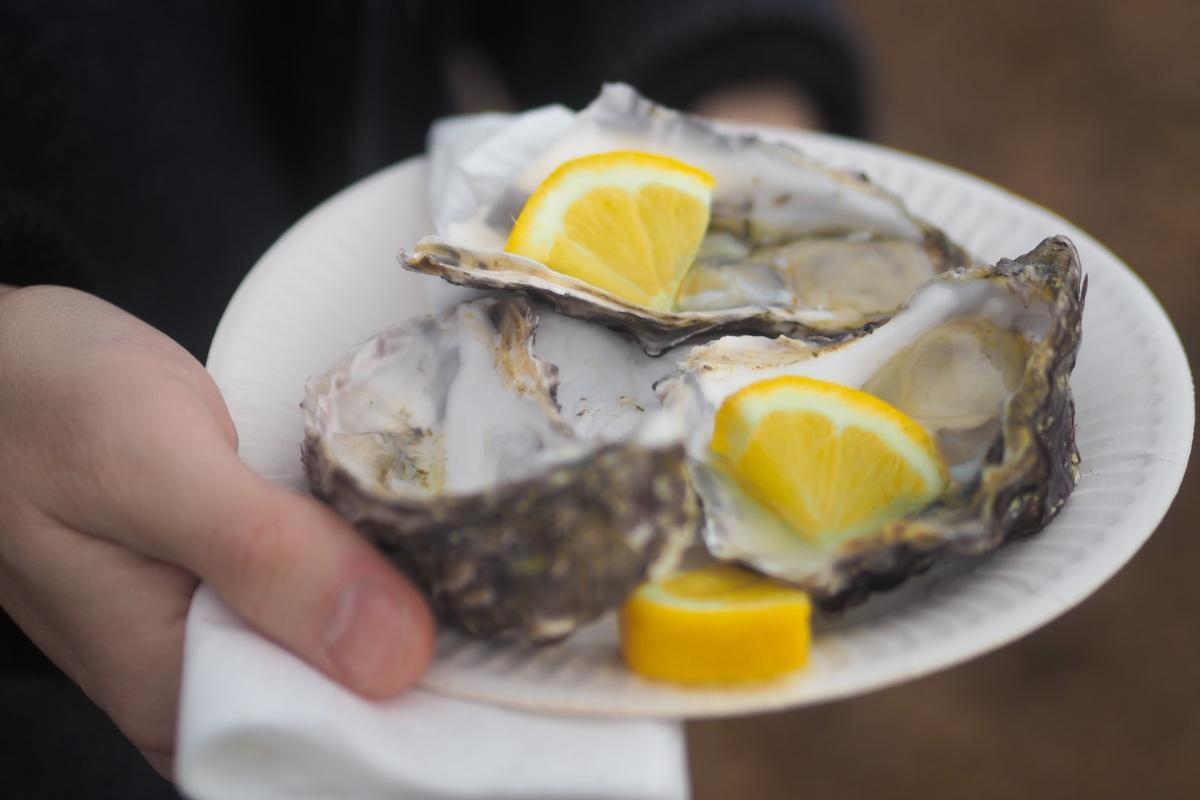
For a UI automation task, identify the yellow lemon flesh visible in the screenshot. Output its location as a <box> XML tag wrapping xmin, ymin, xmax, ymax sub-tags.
<box><xmin>619</xmin><ymin>565</ymin><xmax>811</xmax><ymax>684</ymax></box>
<box><xmin>711</xmin><ymin>376</ymin><xmax>948</xmax><ymax>545</ymax></box>
<box><xmin>505</xmin><ymin>150</ymin><xmax>714</xmax><ymax>312</ymax></box>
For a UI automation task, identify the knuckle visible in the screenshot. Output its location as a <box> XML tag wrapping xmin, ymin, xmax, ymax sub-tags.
<box><xmin>206</xmin><ymin>506</ymin><xmax>294</xmax><ymax>617</ymax></box>
<box><xmin>86</xmin><ymin>664</ymin><xmax>176</xmax><ymax>757</ymax></box>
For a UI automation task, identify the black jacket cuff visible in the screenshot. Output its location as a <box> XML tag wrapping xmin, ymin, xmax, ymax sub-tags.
<box><xmin>0</xmin><ymin>194</ymin><xmax>95</xmax><ymax>291</ymax></box>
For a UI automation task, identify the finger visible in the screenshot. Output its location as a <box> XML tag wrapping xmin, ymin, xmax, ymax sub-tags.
<box><xmin>692</xmin><ymin>80</ymin><xmax>820</xmax><ymax>129</ymax></box>
<box><xmin>0</xmin><ymin>510</ymin><xmax>193</xmax><ymax>766</ymax></box>
<box><xmin>77</xmin><ymin>398</ymin><xmax>436</xmax><ymax>698</ymax></box>
<box><xmin>189</xmin><ymin>475</ymin><xmax>436</xmax><ymax>698</ymax></box>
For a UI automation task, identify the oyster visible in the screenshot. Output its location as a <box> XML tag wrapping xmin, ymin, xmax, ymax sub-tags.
<box><xmin>657</xmin><ymin>236</ymin><xmax>1086</xmax><ymax>608</ymax></box>
<box><xmin>302</xmin><ymin>297</ymin><xmax>699</xmax><ymax>641</ymax></box>
<box><xmin>402</xmin><ymin>84</ymin><xmax>967</xmax><ymax>355</ymax></box>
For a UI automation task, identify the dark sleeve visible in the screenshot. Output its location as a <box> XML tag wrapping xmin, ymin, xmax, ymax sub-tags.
<box><xmin>462</xmin><ymin>0</ymin><xmax>870</xmax><ymax>137</ymax></box>
<box><xmin>0</xmin><ymin>194</ymin><xmax>95</xmax><ymax>291</ymax></box>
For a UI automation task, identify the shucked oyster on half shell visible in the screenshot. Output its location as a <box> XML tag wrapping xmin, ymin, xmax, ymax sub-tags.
<box><xmin>402</xmin><ymin>84</ymin><xmax>968</xmax><ymax>355</ymax></box>
<box><xmin>302</xmin><ymin>296</ymin><xmax>700</xmax><ymax>641</ymax></box>
<box><xmin>657</xmin><ymin>236</ymin><xmax>1086</xmax><ymax>609</ymax></box>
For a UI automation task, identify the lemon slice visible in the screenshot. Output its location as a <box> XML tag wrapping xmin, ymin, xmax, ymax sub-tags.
<box><xmin>505</xmin><ymin>150</ymin><xmax>715</xmax><ymax>311</ymax></box>
<box><xmin>711</xmin><ymin>376</ymin><xmax>948</xmax><ymax>545</ymax></box>
<box><xmin>619</xmin><ymin>565</ymin><xmax>811</xmax><ymax>684</ymax></box>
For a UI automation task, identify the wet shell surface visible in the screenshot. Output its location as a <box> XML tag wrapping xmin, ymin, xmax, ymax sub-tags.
<box><xmin>401</xmin><ymin>84</ymin><xmax>967</xmax><ymax>355</ymax></box>
<box><xmin>657</xmin><ymin>236</ymin><xmax>1086</xmax><ymax>609</ymax></box>
<box><xmin>302</xmin><ymin>297</ymin><xmax>700</xmax><ymax>641</ymax></box>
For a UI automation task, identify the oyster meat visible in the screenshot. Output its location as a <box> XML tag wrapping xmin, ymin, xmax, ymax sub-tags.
<box><xmin>302</xmin><ymin>296</ymin><xmax>699</xmax><ymax>641</ymax></box>
<box><xmin>402</xmin><ymin>84</ymin><xmax>967</xmax><ymax>355</ymax></box>
<box><xmin>657</xmin><ymin>236</ymin><xmax>1086</xmax><ymax>608</ymax></box>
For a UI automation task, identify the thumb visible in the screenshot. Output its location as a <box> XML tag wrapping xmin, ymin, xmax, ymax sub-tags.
<box><xmin>188</xmin><ymin>476</ymin><xmax>437</xmax><ymax>698</ymax></box>
<box><xmin>107</xmin><ymin>417</ymin><xmax>437</xmax><ymax>698</ymax></box>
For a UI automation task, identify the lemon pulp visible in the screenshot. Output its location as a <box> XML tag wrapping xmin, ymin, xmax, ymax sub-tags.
<box><xmin>505</xmin><ymin>150</ymin><xmax>714</xmax><ymax>311</ymax></box>
<box><xmin>711</xmin><ymin>375</ymin><xmax>948</xmax><ymax>545</ymax></box>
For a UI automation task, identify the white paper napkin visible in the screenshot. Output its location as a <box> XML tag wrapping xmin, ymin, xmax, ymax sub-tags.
<box><xmin>175</xmin><ymin>587</ymin><xmax>688</xmax><ymax>800</ymax></box>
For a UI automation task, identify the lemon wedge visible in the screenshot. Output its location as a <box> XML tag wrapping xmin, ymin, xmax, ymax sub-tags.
<box><xmin>505</xmin><ymin>150</ymin><xmax>714</xmax><ymax>311</ymax></box>
<box><xmin>619</xmin><ymin>565</ymin><xmax>811</xmax><ymax>684</ymax></box>
<box><xmin>711</xmin><ymin>376</ymin><xmax>948</xmax><ymax>545</ymax></box>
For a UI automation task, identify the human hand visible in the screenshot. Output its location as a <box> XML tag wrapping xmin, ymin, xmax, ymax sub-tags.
<box><xmin>0</xmin><ymin>286</ymin><xmax>435</xmax><ymax>776</ymax></box>
<box><xmin>693</xmin><ymin>79</ymin><xmax>820</xmax><ymax>129</ymax></box>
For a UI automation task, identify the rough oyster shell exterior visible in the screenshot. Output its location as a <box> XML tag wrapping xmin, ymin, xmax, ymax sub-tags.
<box><xmin>302</xmin><ymin>297</ymin><xmax>700</xmax><ymax>641</ymax></box>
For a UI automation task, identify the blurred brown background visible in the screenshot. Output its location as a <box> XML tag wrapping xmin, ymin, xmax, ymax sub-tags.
<box><xmin>688</xmin><ymin>1</ymin><xmax>1200</xmax><ymax>797</ymax></box>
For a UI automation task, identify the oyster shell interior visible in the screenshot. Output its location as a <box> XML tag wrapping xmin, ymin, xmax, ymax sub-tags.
<box><xmin>680</xmin><ymin>234</ymin><xmax>943</xmax><ymax>325</ymax></box>
<box><xmin>658</xmin><ymin>236</ymin><xmax>1084</xmax><ymax>606</ymax></box>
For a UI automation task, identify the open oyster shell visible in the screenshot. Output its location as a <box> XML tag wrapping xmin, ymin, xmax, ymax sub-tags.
<box><xmin>302</xmin><ymin>297</ymin><xmax>699</xmax><ymax>641</ymax></box>
<box><xmin>402</xmin><ymin>84</ymin><xmax>967</xmax><ymax>355</ymax></box>
<box><xmin>657</xmin><ymin>236</ymin><xmax>1086</xmax><ymax>609</ymax></box>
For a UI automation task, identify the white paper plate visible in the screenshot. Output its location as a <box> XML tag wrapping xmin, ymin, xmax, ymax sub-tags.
<box><xmin>207</xmin><ymin>130</ymin><xmax>1193</xmax><ymax>718</ymax></box>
